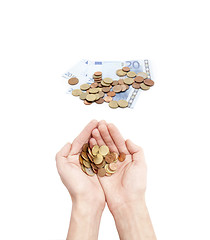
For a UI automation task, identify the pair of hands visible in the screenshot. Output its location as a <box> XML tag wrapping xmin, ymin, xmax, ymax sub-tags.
<box><xmin>56</xmin><ymin>120</ymin><xmax>147</xmax><ymax>215</ymax></box>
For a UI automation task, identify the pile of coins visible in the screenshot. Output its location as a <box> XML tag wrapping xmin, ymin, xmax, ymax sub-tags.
<box><xmin>70</xmin><ymin>67</ymin><xmax>154</xmax><ymax>108</ymax></box>
<box><xmin>79</xmin><ymin>143</ymin><xmax>126</xmax><ymax>177</ymax></box>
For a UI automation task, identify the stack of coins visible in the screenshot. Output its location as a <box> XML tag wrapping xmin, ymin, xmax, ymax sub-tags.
<box><xmin>93</xmin><ymin>71</ymin><xmax>103</xmax><ymax>84</ymax></box>
<box><xmin>79</xmin><ymin>143</ymin><xmax>126</xmax><ymax>177</ymax></box>
<box><xmin>71</xmin><ymin>68</ymin><xmax>154</xmax><ymax>108</ymax></box>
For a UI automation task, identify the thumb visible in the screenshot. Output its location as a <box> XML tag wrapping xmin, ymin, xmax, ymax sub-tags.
<box><xmin>56</xmin><ymin>142</ymin><xmax>71</xmax><ymax>160</ymax></box>
<box><xmin>125</xmin><ymin>139</ymin><xmax>145</xmax><ymax>163</ymax></box>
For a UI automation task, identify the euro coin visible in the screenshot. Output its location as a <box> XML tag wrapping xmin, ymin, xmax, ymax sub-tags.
<box><xmin>144</xmin><ymin>78</ymin><xmax>154</xmax><ymax>86</ymax></box>
<box><xmin>122</xmin><ymin>67</ymin><xmax>130</xmax><ymax>72</ymax></box>
<box><xmin>118</xmin><ymin>153</ymin><xmax>126</xmax><ymax>162</ymax></box>
<box><xmin>89</xmin><ymin>88</ymin><xmax>99</xmax><ymax>94</ymax></box>
<box><xmin>104</xmin><ymin>96</ymin><xmax>112</xmax><ymax>103</ymax></box>
<box><xmin>118</xmin><ymin>99</ymin><xmax>128</xmax><ymax>108</ymax></box>
<box><xmin>127</xmin><ymin>71</ymin><xmax>136</xmax><ymax>78</ymax></box>
<box><xmin>103</xmin><ymin>78</ymin><xmax>113</xmax><ymax>84</ymax></box>
<box><xmin>134</xmin><ymin>76</ymin><xmax>144</xmax><ymax>83</ymax></box>
<box><xmin>72</xmin><ymin>89</ymin><xmax>82</xmax><ymax>96</ymax></box>
<box><xmin>96</xmin><ymin>98</ymin><xmax>105</xmax><ymax>104</ymax></box>
<box><xmin>80</xmin><ymin>92</ymin><xmax>88</xmax><ymax>100</ymax></box>
<box><xmin>140</xmin><ymin>83</ymin><xmax>150</xmax><ymax>90</ymax></box>
<box><xmin>132</xmin><ymin>82</ymin><xmax>141</xmax><ymax>89</ymax></box>
<box><xmin>116</xmin><ymin>69</ymin><xmax>127</xmax><ymax>77</ymax></box>
<box><xmin>137</xmin><ymin>72</ymin><xmax>148</xmax><ymax>79</ymax></box>
<box><xmin>94</xmin><ymin>71</ymin><xmax>102</xmax><ymax>76</ymax></box>
<box><xmin>112</xmin><ymin>85</ymin><xmax>122</xmax><ymax>93</ymax></box>
<box><xmin>85</xmin><ymin>167</ymin><xmax>95</xmax><ymax>176</ymax></box>
<box><xmin>124</xmin><ymin>78</ymin><xmax>134</xmax><ymax>85</ymax></box>
<box><xmin>92</xmin><ymin>145</ymin><xmax>99</xmax><ymax>156</ymax></box>
<box><xmin>109</xmin><ymin>101</ymin><xmax>118</xmax><ymax>109</ymax></box>
<box><xmin>109</xmin><ymin>162</ymin><xmax>117</xmax><ymax>171</ymax></box>
<box><xmin>80</xmin><ymin>84</ymin><xmax>90</xmax><ymax>91</ymax></box>
<box><xmin>68</xmin><ymin>77</ymin><xmax>79</xmax><ymax>85</ymax></box>
<box><xmin>99</xmin><ymin>145</ymin><xmax>109</xmax><ymax>156</ymax></box>
<box><xmin>94</xmin><ymin>154</ymin><xmax>103</xmax><ymax>164</ymax></box>
<box><xmin>107</xmin><ymin>91</ymin><xmax>116</xmax><ymax>97</ymax></box>
<box><xmin>86</xmin><ymin>94</ymin><xmax>96</xmax><ymax>101</ymax></box>
<box><xmin>98</xmin><ymin>168</ymin><xmax>106</xmax><ymax>177</ymax></box>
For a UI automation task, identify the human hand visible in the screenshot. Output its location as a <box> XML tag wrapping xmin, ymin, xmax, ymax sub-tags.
<box><xmin>89</xmin><ymin>120</ymin><xmax>147</xmax><ymax>213</ymax></box>
<box><xmin>56</xmin><ymin>119</ymin><xmax>105</xmax><ymax>209</ymax></box>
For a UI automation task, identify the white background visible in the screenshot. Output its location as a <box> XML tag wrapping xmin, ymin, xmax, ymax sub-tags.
<box><xmin>0</xmin><ymin>0</ymin><xmax>210</xmax><ymax>239</ymax></box>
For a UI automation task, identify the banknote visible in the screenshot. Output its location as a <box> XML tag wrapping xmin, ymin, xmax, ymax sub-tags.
<box><xmin>62</xmin><ymin>59</ymin><xmax>152</xmax><ymax>108</ymax></box>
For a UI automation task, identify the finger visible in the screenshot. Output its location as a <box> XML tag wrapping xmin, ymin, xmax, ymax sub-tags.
<box><xmin>91</xmin><ymin>128</ymin><xmax>105</xmax><ymax>146</ymax></box>
<box><xmin>107</xmin><ymin>123</ymin><xmax>129</xmax><ymax>154</ymax></box>
<box><xmin>98</xmin><ymin>120</ymin><xmax>107</xmax><ymax>126</ymax></box>
<box><xmin>89</xmin><ymin>138</ymin><xmax>97</xmax><ymax>149</ymax></box>
<box><xmin>70</xmin><ymin>120</ymin><xmax>98</xmax><ymax>155</ymax></box>
<box><xmin>98</xmin><ymin>124</ymin><xmax>119</xmax><ymax>153</ymax></box>
<box><xmin>125</xmin><ymin>139</ymin><xmax>145</xmax><ymax>163</ymax></box>
<box><xmin>56</xmin><ymin>142</ymin><xmax>71</xmax><ymax>159</ymax></box>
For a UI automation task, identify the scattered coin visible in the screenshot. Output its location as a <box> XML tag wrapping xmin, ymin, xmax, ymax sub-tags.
<box><xmin>103</xmin><ymin>78</ymin><xmax>113</xmax><ymax>84</ymax></box>
<box><xmin>98</xmin><ymin>91</ymin><xmax>105</xmax><ymax>98</ymax></box>
<box><xmin>80</xmin><ymin>84</ymin><xmax>90</xmax><ymax>91</ymax></box>
<box><xmin>113</xmin><ymin>85</ymin><xmax>122</xmax><ymax>93</ymax></box>
<box><xmin>118</xmin><ymin>152</ymin><xmax>126</xmax><ymax>162</ymax></box>
<box><xmin>86</xmin><ymin>94</ymin><xmax>96</xmax><ymax>101</ymax></box>
<box><xmin>80</xmin><ymin>92</ymin><xmax>88</xmax><ymax>100</ymax></box>
<box><xmin>121</xmin><ymin>84</ymin><xmax>127</xmax><ymax>92</ymax></box>
<box><xmin>72</xmin><ymin>89</ymin><xmax>82</xmax><ymax>96</ymax></box>
<box><xmin>107</xmin><ymin>91</ymin><xmax>116</xmax><ymax>97</ymax></box>
<box><xmin>96</xmin><ymin>98</ymin><xmax>105</xmax><ymax>104</ymax></box>
<box><xmin>118</xmin><ymin>79</ymin><xmax>124</xmax><ymax>85</ymax></box>
<box><xmin>137</xmin><ymin>72</ymin><xmax>148</xmax><ymax>79</ymax></box>
<box><xmin>84</xmin><ymin>100</ymin><xmax>92</xmax><ymax>105</ymax></box>
<box><xmin>122</xmin><ymin>67</ymin><xmax>130</xmax><ymax>72</ymax></box>
<box><xmin>144</xmin><ymin>78</ymin><xmax>154</xmax><ymax>86</ymax></box>
<box><xmin>127</xmin><ymin>71</ymin><xmax>136</xmax><ymax>78</ymax></box>
<box><xmin>109</xmin><ymin>101</ymin><xmax>118</xmax><ymax>109</ymax></box>
<box><xmin>112</xmin><ymin>80</ymin><xmax>118</xmax><ymax>86</ymax></box>
<box><xmin>132</xmin><ymin>82</ymin><xmax>141</xmax><ymax>89</ymax></box>
<box><xmin>124</xmin><ymin>78</ymin><xmax>134</xmax><ymax>85</ymax></box>
<box><xmin>104</xmin><ymin>96</ymin><xmax>112</xmax><ymax>102</ymax></box>
<box><xmin>118</xmin><ymin>99</ymin><xmax>128</xmax><ymax>108</ymax></box>
<box><xmin>134</xmin><ymin>76</ymin><xmax>144</xmax><ymax>83</ymax></box>
<box><xmin>89</xmin><ymin>88</ymin><xmax>99</xmax><ymax>94</ymax></box>
<box><xmin>91</xmin><ymin>83</ymin><xmax>98</xmax><ymax>88</ymax></box>
<box><xmin>116</xmin><ymin>69</ymin><xmax>127</xmax><ymax>77</ymax></box>
<box><xmin>68</xmin><ymin>77</ymin><xmax>79</xmax><ymax>85</ymax></box>
<box><xmin>140</xmin><ymin>83</ymin><xmax>150</xmax><ymax>90</ymax></box>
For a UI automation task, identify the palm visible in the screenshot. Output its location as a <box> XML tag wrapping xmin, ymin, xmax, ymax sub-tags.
<box><xmin>90</xmin><ymin>121</ymin><xmax>146</xmax><ymax>211</ymax></box>
<box><xmin>56</xmin><ymin>120</ymin><xmax>105</xmax><ymax>205</ymax></box>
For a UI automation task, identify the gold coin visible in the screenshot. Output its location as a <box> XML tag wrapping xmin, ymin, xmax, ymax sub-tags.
<box><xmin>95</xmin><ymin>159</ymin><xmax>106</xmax><ymax>168</ymax></box>
<box><xmin>85</xmin><ymin>167</ymin><xmax>95</xmax><ymax>176</ymax></box>
<box><xmin>127</xmin><ymin>71</ymin><xmax>136</xmax><ymax>78</ymax></box>
<box><xmin>105</xmin><ymin>164</ymin><xmax>115</xmax><ymax>174</ymax></box>
<box><xmin>103</xmin><ymin>78</ymin><xmax>113</xmax><ymax>84</ymax></box>
<box><xmin>72</xmin><ymin>89</ymin><xmax>82</xmax><ymax>96</ymax></box>
<box><xmin>116</xmin><ymin>69</ymin><xmax>127</xmax><ymax>77</ymax></box>
<box><xmin>89</xmin><ymin>88</ymin><xmax>99</xmax><ymax>94</ymax></box>
<box><xmin>79</xmin><ymin>155</ymin><xmax>83</xmax><ymax>165</ymax></box>
<box><xmin>137</xmin><ymin>72</ymin><xmax>148</xmax><ymax>79</ymax></box>
<box><xmin>81</xmin><ymin>165</ymin><xmax>86</xmax><ymax>173</ymax></box>
<box><xmin>80</xmin><ymin>84</ymin><xmax>90</xmax><ymax>91</ymax></box>
<box><xmin>92</xmin><ymin>145</ymin><xmax>99</xmax><ymax>156</ymax></box>
<box><xmin>109</xmin><ymin>162</ymin><xmax>117</xmax><ymax>171</ymax></box>
<box><xmin>80</xmin><ymin>92</ymin><xmax>88</xmax><ymax>100</ymax></box>
<box><xmin>94</xmin><ymin>154</ymin><xmax>103</xmax><ymax>164</ymax></box>
<box><xmin>101</xmin><ymin>81</ymin><xmax>110</xmax><ymax>87</ymax></box>
<box><xmin>81</xmin><ymin>151</ymin><xmax>89</xmax><ymax>161</ymax></box>
<box><xmin>123</xmin><ymin>78</ymin><xmax>134</xmax><ymax>85</ymax></box>
<box><xmin>140</xmin><ymin>83</ymin><xmax>150</xmax><ymax>90</ymax></box>
<box><xmin>99</xmin><ymin>145</ymin><xmax>109</xmax><ymax>156</ymax></box>
<box><xmin>95</xmin><ymin>93</ymin><xmax>100</xmax><ymax>100</ymax></box>
<box><xmin>98</xmin><ymin>91</ymin><xmax>105</xmax><ymax>98</ymax></box>
<box><xmin>112</xmin><ymin>85</ymin><xmax>122</xmax><ymax>93</ymax></box>
<box><xmin>83</xmin><ymin>160</ymin><xmax>91</xmax><ymax>168</ymax></box>
<box><xmin>118</xmin><ymin>99</ymin><xmax>128</xmax><ymax>108</ymax></box>
<box><xmin>98</xmin><ymin>168</ymin><xmax>106</xmax><ymax>177</ymax></box>
<box><xmin>86</xmin><ymin>94</ymin><xmax>96</xmax><ymax>102</ymax></box>
<box><xmin>109</xmin><ymin>101</ymin><xmax>118</xmax><ymax>109</ymax></box>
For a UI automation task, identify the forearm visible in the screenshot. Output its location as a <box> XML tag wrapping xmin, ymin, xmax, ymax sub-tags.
<box><xmin>112</xmin><ymin>200</ymin><xmax>156</xmax><ymax>240</ymax></box>
<box><xmin>67</xmin><ymin>201</ymin><xmax>103</xmax><ymax>240</ymax></box>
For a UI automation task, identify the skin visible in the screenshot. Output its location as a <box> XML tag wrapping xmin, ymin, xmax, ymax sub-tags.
<box><xmin>56</xmin><ymin>120</ymin><xmax>156</xmax><ymax>240</ymax></box>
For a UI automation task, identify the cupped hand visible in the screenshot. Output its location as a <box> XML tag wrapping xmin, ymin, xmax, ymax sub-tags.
<box><xmin>56</xmin><ymin>120</ymin><xmax>105</xmax><ymax>209</ymax></box>
<box><xmin>89</xmin><ymin>120</ymin><xmax>147</xmax><ymax>213</ymax></box>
